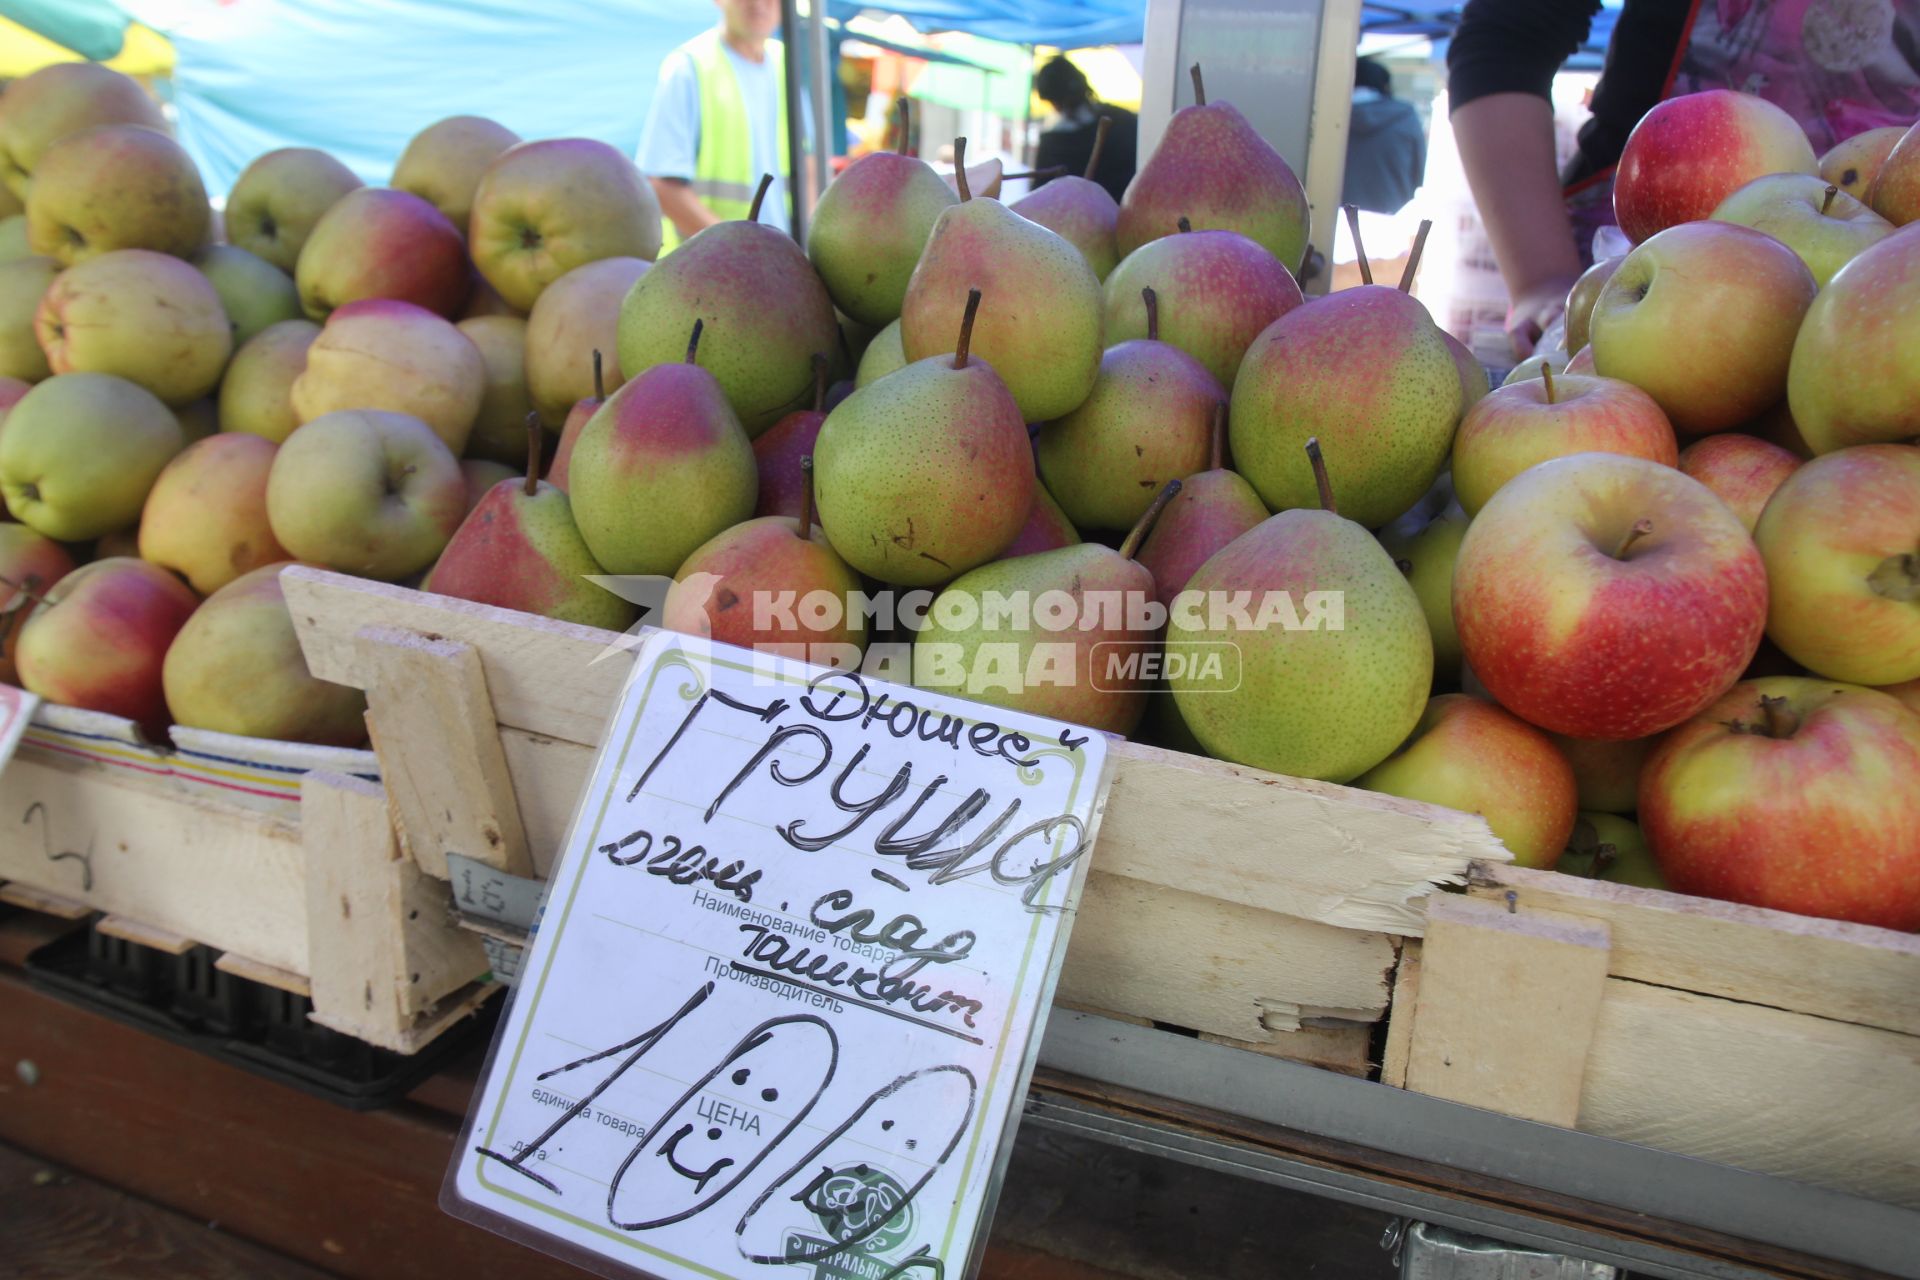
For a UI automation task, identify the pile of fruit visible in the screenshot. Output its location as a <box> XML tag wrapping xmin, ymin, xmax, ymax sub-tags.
<box><xmin>0</xmin><ymin>64</ymin><xmax>1913</xmax><ymax>933</ymax></box>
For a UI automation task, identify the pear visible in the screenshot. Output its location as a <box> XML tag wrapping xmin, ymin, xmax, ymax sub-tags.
<box><xmin>1168</xmin><ymin>440</ymin><xmax>1433</xmax><ymax>782</ymax></box>
<box><xmin>1134</xmin><ymin>405</ymin><xmax>1267</xmax><ymax>608</ymax></box>
<box><xmin>1378</xmin><ymin>512</ymin><xmax>1468</xmax><ymax>677</ymax></box>
<box><xmin>664</xmin><ymin>457</ymin><xmax>866</xmax><ymax>668</ymax></box>
<box><xmin>546</xmin><ymin>348</ymin><xmax>606</xmax><ymax>491</ymax></box>
<box><xmin>899</xmin><ymin>138</ymin><xmax>1103</xmax><ymax>423</ymax></box>
<box><xmin>1011</xmin><ymin>117</ymin><xmax>1121</xmax><ymax>280</ymax></box>
<box><xmin>1440</xmin><ymin>330</ymin><xmax>1490</xmax><ymax>412</ymax></box>
<box><xmin>1117</xmin><ymin>65</ymin><xmax>1309</xmax><ymax>268</ymax></box>
<box><xmin>425</xmin><ymin>414</ymin><xmax>636</xmax><ymax>631</ymax></box>
<box><xmin>1104</xmin><ymin>223</ymin><xmax>1303</xmax><ymax>390</ymax></box>
<box><xmin>569</xmin><ymin>320</ymin><xmax>758</xmax><ymax>576</ymax></box>
<box><xmin>814</xmin><ymin>289</ymin><xmax>1035</xmax><ymax>586</ymax></box>
<box><xmin>914</xmin><ymin>480</ymin><xmax>1182</xmax><ymax>735</ymax></box>
<box><xmin>854</xmin><ymin>318</ymin><xmax>907</xmax><ymax>388</ymax></box>
<box><xmin>807</xmin><ymin>100</ymin><xmax>957</xmax><ymax>326</ymax></box>
<box><xmin>1558</xmin><ymin>812</ymin><xmax>1668</xmax><ymax>889</ymax></box>
<box><xmin>1038</xmin><ymin>287</ymin><xmax>1221</xmax><ymax>531</ymax></box>
<box><xmin>753</xmin><ymin>354</ymin><xmax>830</xmax><ymax>518</ymax></box>
<box><xmin>618</xmin><ymin>176</ymin><xmax>838</xmax><ymax>435</ymax></box>
<box><xmin>1001</xmin><ymin>482</ymin><xmax>1080</xmax><ymax>559</ymax></box>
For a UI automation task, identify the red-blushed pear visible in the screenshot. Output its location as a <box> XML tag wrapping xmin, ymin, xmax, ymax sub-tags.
<box><xmin>1454</xmin><ymin>452</ymin><xmax>1767</xmax><ymax>740</ymax></box>
<box><xmin>36</xmin><ymin>248</ymin><xmax>232</xmax><ymax>406</ymax></box>
<box><xmin>914</xmin><ymin>479</ymin><xmax>1180</xmax><ymax>736</ymax></box>
<box><xmin>14</xmin><ymin>557</ymin><xmax>198</xmax><ymax>733</ymax></box>
<box><xmin>853</xmin><ymin>318</ymin><xmax>906</xmax><ymax>388</ymax></box>
<box><xmin>1038</xmin><ymin>286</ymin><xmax>1221</xmax><ymax>531</ymax></box>
<box><xmin>459</xmin><ymin>459</ymin><xmax>515</xmax><ymax>516</ymax></box>
<box><xmin>425</xmin><ymin>415</ymin><xmax>636</xmax><ymax>631</ymax></box>
<box><xmin>1867</xmin><ymin>119</ymin><xmax>1920</xmax><ymax>225</ymax></box>
<box><xmin>264</xmin><ymin>409</ymin><xmax>466</xmax><ymax>582</ymax></box>
<box><xmin>27</xmin><ymin>125</ymin><xmax>208</xmax><ymax>266</ymax></box>
<box><xmin>1711</xmin><ymin>174</ymin><xmax>1894</xmax><ymax>286</ymax></box>
<box><xmin>1612</xmin><ymin>90</ymin><xmax>1817</xmax><ymax>243</ymax></box>
<box><xmin>1001</xmin><ymin>482</ymin><xmax>1080</xmax><ymax>559</ymax></box>
<box><xmin>525</xmin><ymin>256</ymin><xmax>648</xmax><ymax>426</ymax></box>
<box><xmin>546</xmin><ymin>348</ymin><xmax>607</xmax><ymax>493</ymax></box>
<box><xmin>218</xmin><ymin>318</ymin><xmax>317</xmax><ymax>442</ymax></box>
<box><xmin>1590</xmin><ymin>222</ymin><xmax>1816</xmax><ymax>435</ymax></box>
<box><xmin>469</xmin><ymin>138</ymin><xmax>662</xmax><ymax>312</ymax></box>
<box><xmin>1546</xmin><ymin>732</ymin><xmax>1654</xmax><ymax>814</ymax></box>
<box><xmin>569</xmin><ymin>320</ymin><xmax>758</xmax><ymax>576</ymax></box>
<box><xmin>1357</xmin><ymin>694</ymin><xmax>1577</xmax><ymax>869</ymax></box>
<box><xmin>223</xmin><ymin>148</ymin><xmax>363</xmax><ymax>273</ymax></box>
<box><xmin>1557</xmin><ymin>812</ymin><xmax>1667</xmax><ymax>888</ymax></box>
<box><xmin>1134</xmin><ymin>404</ymin><xmax>1265</xmax><ymax>609</ymax></box>
<box><xmin>621</xmin><ymin>176</ymin><xmax>839</xmax><ymax>435</ymax></box>
<box><xmin>751</xmin><ymin>355</ymin><xmax>830</xmax><ymax>519</ymax></box>
<box><xmin>1821</xmin><ymin>126</ymin><xmax>1907</xmax><ymax>202</ymax></box>
<box><xmin>1677</xmin><ymin>433</ymin><xmax>1800</xmax><ymax>533</ymax></box>
<box><xmin>1785</xmin><ymin>222</ymin><xmax>1920</xmax><ymax>454</ymax></box>
<box><xmin>193</xmin><ymin>243</ymin><xmax>301</xmax><ymax>347</ymax></box>
<box><xmin>1751</xmin><ymin>444</ymin><xmax>1920</xmax><ymax>686</ymax></box>
<box><xmin>391</xmin><ymin>115</ymin><xmax>521</xmax><ymax>234</ymax></box>
<box><xmin>1168</xmin><ymin>440</ymin><xmax>1432</xmax><ymax>781</ymax></box>
<box><xmin>456</xmin><ymin>315</ymin><xmax>534</xmax><ymax>465</ymax></box>
<box><xmin>665</xmin><ymin>456</ymin><xmax>867</xmax><ymax>669</ymax></box>
<box><xmin>0</xmin><ymin>255</ymin><xmax>55</xmax><ymax>381</ymax></box>
<box><xmin>1639</xmin><ymin>678</ymin><xmax>1920</xmax><ymax>929</ymax></box>
<box><xmin>1118</xmin><ymin>65</ymin><xmax>1309</xmax><ymax>269</ymax></box>
<box><xmin>161</xmin><ymin>563</ymin><xmax>367</xmax><ymax>747</ymax></box>
<box><xmin>814</xmin><ymin>290</ymin><xmax>1035</xmax><ymax>587</ymax></box>
<box><xmin>899</xmin><ymin>139</ymin><xmax>1104</xmax><ymax>423</ymax></box>
<box><xmin>1440</xmin><ymin>329</ymin><xmax>1489</xmax><ymax>411</ymax></box>
<box><xmin>1012</xmin><ymin>116</ymin><xmax>1121</xmax><ymax>281</ymax></box>
<box><xmin>0</xmin><ymin>524</ymin><xmax>74</xmax><ymax>685</ymax></box>
<box><xmin>1103</xmin><ymin>223</ymin><xmax>1302</xmax><ymax>393</ymax></box>
<box><xmin>1378</xmin><ymin>511</ymin><xmax>1467</xmax><ymax>677</ymax></box>
<box><xmin>808</xmin><ymin>98</ymin><xmax>958</xmax><ymax>325</ymax></box>
<box><xmin>1563</xmin><ymin>256</ymin><xmax>1623</xmax><ymax>355</ymax></box>
<box><xmin>1451</xmin><ymin>366</ymin><xmax>1678</xmax><ymax>516</ymax></box>
<box><xmin>292</xmin><ymin>188</ymin><xmax>467</xmax><ymax>320</ymax></box>
<box><xmin>0</xmin><ymin>373</ymin><xmax>182</xmax><ymax>540</ymax></box>
<box><xmin>291</xmin><ymin>299</ymin><xmax>486</xmax><ymax>455</ymax></box>
<box><xmin>0</xmin><ymin>63</ymin><xmax>166</xmax><ymax>201</ymax></box>
<box><xmin>138</xmin><ymin>434</ymin><xmax>287</xmax><ymax>595</ymax></box>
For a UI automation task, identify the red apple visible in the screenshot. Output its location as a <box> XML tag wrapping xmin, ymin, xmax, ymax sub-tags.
<box><xmin>1451</xmin><ymin>370</ymin><xmax>1677</xmax><ymax>516</ymax></box>
<box><xmin>1546</xmin><ymin>732</ymin><xmax>1654</xmax><ymax>815</ymax></box>
<box><xmin>15</xmin><ymin>556</ymin><xmax>199</xmax><ymax>731</ymax></box>
<box><xmin>1867</xmin><ymin>119</ymin><xmax>1920</xmax><ymax>226</ymax></box>
<box><xmin>292</xmin><ymin>187</ymin><xmax>467</xmax><ymax>320</ymax></box>
<box><xmin>0</xmin><ymin>523</ymin><xmax>74</xmax><ymax>684</ymax></box>
<box><xmin>1820</xmin><ymin>126</ymin><xmax>1907</xmax><ymax>203</ymax></box>
<box><xmin>1640</xmin><ymin>678</ymin><xmax>1920</xmax><ymax>930</ymax></box>
<box><xmin>1613</xmin><ymin>90</ymin><xmax>1817</xmax><ymax>244</ymax></box>
<box><xmin>1676</xmin><ymin>433</ymin><xmax>1800</xmax><ymax>533</ymax></box>
<box><xmin>1785</xmin><ymin>222</ymin><xmax>1920</xmax><ymax>455</ymax></box>
<box><xmin>1453</xmin><ymin>452</ymin><xmax>1768</xmax><ymax>740</ymax></box>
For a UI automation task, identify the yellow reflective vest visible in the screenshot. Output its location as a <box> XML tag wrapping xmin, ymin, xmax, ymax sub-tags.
<box><xmin>662</xmin><ymin>29</ymin><xmax>789</xmax><ymax>253</ymax></box>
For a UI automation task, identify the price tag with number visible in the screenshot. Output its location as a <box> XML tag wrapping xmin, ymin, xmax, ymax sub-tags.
<box><xmin>443</xmin><ymin>633</ymin><xmax>1108</xmax><ymax>1279</ymax></box>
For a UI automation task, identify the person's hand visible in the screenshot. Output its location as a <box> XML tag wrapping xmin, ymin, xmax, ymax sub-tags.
<box><xmin>1504</xmin><ymin>273</ymin><xmax>1580</xmax><ymax>360</ymax></box>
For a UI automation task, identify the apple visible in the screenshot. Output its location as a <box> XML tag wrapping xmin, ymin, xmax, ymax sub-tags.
<box><xmin>1451</xmin><ymin>370</ymin><xmax>1678</xmax><ymax>516</ymax></box>
<box><xmin>292</xmin><ymin>187</ymin><xmax>467</xmax><ymax>320</ymax></box>
<box><xmin>264</xmin><ymin>408</ymin><xmax>465</xmax><ymax>581</ymax></box>
<box><xmin>1785</xmin><ymin>222</ymin><xmax>1920</xmax><ymax>454</ymax></box>
<box><xmin>1563</xmin><ymin>256</ymin><xmax>1623</xmax><ymax>355</ymax></box>
<box><xmin>0</xmin><ymin>63</ymin><xmax>166</xmax><ymax>201</ymax></box>
<box><xmin>524</xmin><ymin>255</ymin><xmax>649</xmax><ymax>426</ymax></box>
<box><xmin>1501</xmin><ymin>351</ymin><xmax>1564</xmax><ymax>387</ymax></box>
<box><xmin>1454</xmin><ymin>452</ymin><xmax>1768</xmax><ymax>740</ymax></box>
<box><xmin>1564</xmin><ymin>345</ymin><xmax>1596</xmax><ymax>374</ymax></box>
<box><xmin>468</xmin><ymin>139</ymin><xmax>662</xmax><ymax>312</ymax></box>
<box><xmin>1590</xmin><ymin>222</ymin><xmax>1816</xmax><ymax>435</ymax></box>
<box><xmin>1356</xmin><ymin>693</ymin><xmax>1577</xmax><ymax>869</ymax></box>
<box><xmin>1876</xmin><ymin>677</ymin><xmax>1920</xmax><ymax>716</ymax></box>
<box><xmin>1751</xmin><ymin>444</ymin><xmax>1920</xmax><ymax>686</ymax></box>
<box><xmin>1612</xmin><ymin>90</ymin><xmax>1817</xmax><ymax>244</ymax></box>
<box><xmin>1557</xmin><ymin>812</ymin><xmax>1667</xmax><ymax>888</ymax></box>
<box><xmin>0</xmin><ymin>255</ymin><xmax>55</xmax><ymax>382</ymax></box>
<box><xmin>35</xmin><ymin>248</ymin><xmax>232</xmax><ymax>406</ymax></box>
<box><xmin>1378</xmin><ymin>513</ymin><xmax>1466</xmax><ymax>676</ymax></box>
<box><xmin>1749</xmin><ymin>399</ymin><xmax>1814</xmax><ymax>459</ymax></box>
<box><xmin>0</xmin><ymin>215</ymin><xmax>31</xmax><ymax>263</ymax></box>
<box><xmin>1639</xmin><ymin>678</ymin><xmax>1920</xmax><ymax>930</ymax></box>
<box><xmin>1545</xmin><ymin>732</ymin><xmax>1653</xmax><ymax>814</ymax></box>
<box><xmin>1676</xmin><ymin>433</ymin><xmax>1800</xmax><ymax>533</ymax></box>
<box><xmin>1867</xmin><ymin>119</ymin><xmax>1920</xmax><ymax>225</ymax></box>
<box><xmin>222</xmin><ymin>147</ymin><xmax>363</xmax><ymax>273</ymax></box>
<box><xmin>0</xmin><ymin>523</ymin><xmax>74</xmax><ymax>685</ymax></box>
<box><xmin>456</xmin><ymin>315</ymin><xmax>536</xmax><ymax>465</ymax></box>
<box><xmin>26</xmin><ymin>125</ymin><xmax>209</xmax><ymax>265</ymax></box>
<box><xmin>218</xmin><ymin>318</ymin><xmax>318</xmax><ymax>442</ymax></box>
<box><xmin>1821</xmin><ymin>126</ymin><xmax>1907</xmax><ymax>202</ymax></box>
<box><xmin>391</xmin><ymin>115</ymin><xmax>521</xmax><ymax>233</ymax></box>
<box><xmin>459</xmin><ymin>458</ymin><xmax>516</xmax><ymax>516</ymax></box>
<box><xmin>163</xmin><ymin>563</ymin><xmax>367</xmax><ymax>746</ymax></box>
<box><xmin>138</xmin><ymin>434</ymin><xmax>288</xmax><ymax>595</ymax></box>
<box><xmin>290</xmin><ymin>299</ymin><xmax>486</xmax><ymax>455</ymax></box>
<box><xmin>0</xmin><ymin>372</ymin><xmax>182</xmax><ymax>540</ymax></box>
<box><xmin>193</xmin><ymin>243</ymin><xmax>302</xmax><ymax>346</ymax></box>
<box><xmin>1710</xmin><ymin>172</ymin><xmax>1894</xmax><ymax>287</ymax></box>
<box><xmin>15</xmin><ymin>557</ymin><xmax>199</xmax><ymax>731</ymax></box>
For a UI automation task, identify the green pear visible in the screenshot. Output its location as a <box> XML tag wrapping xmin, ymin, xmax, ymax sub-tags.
<box><xmin>1378</xmin><ymin>512</ymin><xmax>1467</xmax><ymax>676</ymax></box>
<box><xmin>1168</xmin><ymin>440</ymin><xmax>1433</xmax><ymax>782</ymax></box>
<box><xmin>571</xmin><ymin>320</ymin><xmax>758</xmax><ymax>576</ymax></box>
<box><xmin>1010</xmin><ymin>118</ymin><xmax>1120</xmax><ymax>280</ymax></box>
<box><xmin>915</xmin><ymin>481</ymin><xmax>1181</xmax><ymax>735</ymax></box>
<box><xmin>898</xmin><ymin>138</ymin><xmax>1103</xmax><ymax>423</ymax></box>
<box><xmin>456</xmin><ymin>314</ymin><xmax>536</xmax><ymax>465</ymax></box>
<box><xmin>618</xmin><ymin>176</ymin><xmax>838</xmax><ymax>435</ymax></box>
<box><xmin>814</xmin><ymin>290</ymin><xmax>1036</xmax><ymax>587</ymax></box>
<box><xmin>1558</xmin><ymin>811</ymin><xmax>1668</xmax><ymax>889</ymax></box>
<box><xmin>1038</xmin><ymin>286</ymin><xmax>1222</xmax><ymax>531</ymax></box>
<box><xmin>807</xmin><ymin>102</ymin><xmax>956</xmax><ymax>326</ymax></box>
<box><xmin>1133</xmin><ymin>406</ymin><xmax>1267</xmax><ymax>608</ymax></box>
<box><xmin>425</xmin><ymin>414</ymin><xmax>636</xmax><ymax>630</ymax></box>
<box><xmin>854</xmin><ymin>318</ymin><xmax>907</xmax><ymax>388</ymax></box>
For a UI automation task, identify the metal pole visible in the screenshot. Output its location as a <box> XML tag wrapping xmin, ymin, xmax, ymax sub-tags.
<box><xmin>807</xmin><ymin>0</ymin><xmax>833</xmax><ymax>202</ymax></box>
<box><xmin>779</xmin><ymin>0</ymin><xmax>807</xmax><ymax>243</ymax></box>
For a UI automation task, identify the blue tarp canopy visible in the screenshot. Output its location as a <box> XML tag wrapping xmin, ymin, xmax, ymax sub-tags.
<box><xmin>827</xmin><ymin>0</ymin><xmax>1144</xmax><ymax>49</ymax></box>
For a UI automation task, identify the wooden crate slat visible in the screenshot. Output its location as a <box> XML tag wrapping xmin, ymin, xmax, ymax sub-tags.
<box><xmin>1380</xmin><ymin>941</ymin><xmax>1421</xmax><ymax>1090</ymax></box>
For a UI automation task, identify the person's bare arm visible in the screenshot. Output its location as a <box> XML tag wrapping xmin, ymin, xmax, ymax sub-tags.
<box><xmin>650</xmin><ymin>176</ymin><xmax>723</xmax><ymax>242</ymax></box>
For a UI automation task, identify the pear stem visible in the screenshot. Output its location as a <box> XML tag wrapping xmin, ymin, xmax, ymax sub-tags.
<box><xmin>953</xmin><ymin>288</ymin><xmax>982</xmax><ymax>369</ymax></box>
<box><xmin>685</xmin><ymin>318</ymin><xmax>704</xmax><ymax>364</ymax></box>
<box><xmin>1399</xmin><ymin>218</ymin><xmax>1432</xmax><ymax>293</ymax></box>
<box><xmin>1759</xmin><ymin>694</ymin><xmax>1800</xmax><ymax>739</ymax></box>
<box><xmin>1614</xmin><ymin>518</ymin><xmax>1654</xmax><ymax>560</ymax></box>
<box><xmin>1344</xmin><ymin>205</ymin><xmax>1371</xmax><ymax>285</ymax></box>
<box><xmin>747</xmin><ymin>173</ymin><xmax>773</xmax><ymax>222</ymax></box>
<box><xmin>1085</xmin><ymin>116</ymin><xmax>1111</xmax><ymax>180</ymax></box>
<box><xmin>810</xmin><ymin>352</ymin><xmax>828</xmax><ymax>412</ymax></box>
<box><xmin>524</xmin><ymin>412</ymin><xmax>542</xmax><ymax>497</ymax></box>
<box><xmin>798</xmin><ymin>455</ymin><xmax>816</xmax><ymax>534</ymax></box>
<box><xmin>1004</xmin><ymin>166</ymin><xmax>1066</xmax><ymax>182</ymax></box>
<box><xmin>895</xmin><ymin>96</ymin><xmax>910</xmax><ymax>154</ymax></box>
<box><xmin>1540</xmin><ymin>362</ymin><xmax>1557</xmax><ymax>405</ymax></box>
<box><xmin>1121</xmin><ymin>479</ymin><xmax>1182</xmax><ymax>561</ymax></box>
<box><xmin>1305</xmin><ymin>437</ymin><xmax>1336</xmax><ymax>514</ymax></box>
<box><xmin>1177</xmin><ymin>215</ymin><xmax>1192</xmax><ymax>233</ymax></box>
<box><xmin>1190</xmin><ymin>63</ymin><xmax>1206</xmax><ymax>107</ymax></box>
<box><xmin>953</xmin><ymin>137</ymin><xmax>971</xmax><ymax>201</ymax></box>
<box><xmin>1142</xmin><ymin>286</ymin><xmax>1159</xmax><ymax>342</ymax></box>
<box><xmin>1821</xmin><ymin>184</ymin><xmax>1838</xmax><ymax>216</ymax></box>
<box><xmin>1210</xmin><ymin>402</ymin><xmax>1226</xmax><ymax>471</ymax></box>
<box><xmin>590</xmin><ymin>348</ymin><xmax>604</xmax><ymax>401</ymax></box>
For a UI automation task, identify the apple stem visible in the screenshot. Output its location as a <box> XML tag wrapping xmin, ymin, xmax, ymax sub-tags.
<box><xmin>894</xmin><ymin>96</ymin><xmax>910</xmax><ymax>154</ymax></box>
<box><xmin>590</xmin><ymin>348</ymin><xmax>604</xmax><ymax>402</ymax></box>
<box><xmin>1867</xmin><ymin>551</ymin><xmax>1920</xmax><ymax>602</ymax></box>
<box><xmin>952</xmin><ymin>288</ymin><xmax>982</xmax><ymax>370</ymax></box>
<box><xmin>1210</xmin><ymin>402</ymin><xmax>1226</xmax><ymax>471</ymax></box>
<box><xmin>810</xmin><ymin>352</ymin><xmax>828</xmax><ymax>412</ymax></box>
<box><xmin>1613</xmin><ymin>517</ymin><xmax>1654</xmax><ymax>560</ymax></box>
<box><xmin>953</xmin><ymin>137</ymin><xmax>971</xmax><ymax>202</ymax></box>
<box><xmin>1190</xmin><ymin>63</ymin><xmax>1206</xmax><ymax>107</ymax></box>
<box><xmin>1758</xmin><ymin>694</ymin><xmax>1800</xmax><ymax>739</ymax></box>
<box><xmin>0</xmin><ymin>572</ymin><xmax>48</xmax><ymax>610</ymax></box>
<box><xmin>1084</xmin><ymin>116</ymin><xmax>1111</xmax><ymax>181</ymax></box>
<box><xmin>1120</xmin><ymin>479</ymin><xmax>1182</xmax><ymax>561</ymax></box>
<box><xmin>798</xmin><ymin>455</ymin><xmax>816</xmax><ymax>534</ymax></box>
<box><xmin>1177</xmin><ymin>215</ymin><xmax>1192</xmax><ymax>234</ymax></box>
<box><xmin>1305</xmin><ymin>437</ymin><xmax>1336</xmax><ymax>514</ymax></box>
<box><xmin>524</xmin><ymin>412</ymin><xmax>542</xmax><ymax>497</ymax></box>
<box><xmin>685</xmin><ymin>318</ymin><xmax>704</xmax><ymax>364</ymax></box>
<box><xmin>1344</xmin><ymin>204</ymin><xmax>1371</xmax><ymax>286</ymax></box>
<box><xmin>1399</xmin><ymin>218</ymin><xmax>1432</xmax><ymax>293</ymax></box>
<box><xmin>1540</xmin><ymin>361</ymin><xmax>1557</xmax><ymax>405</ymax></box>
<box><xmin>1142</xmin><ymin>286</ymin><xmax>1159</xmax><ymax>342</ymax></box>
<box><xmin>1004</xmin><ymin>166</ymin><xmax>1066</xmax><ymax>182</ymax></box>
<box><xmin>1821</xmin><ymin>184</ymin><xmax>1838</xmax><ymax>216</ymax></box>
<box><xmin>746</xmin><ymin>173</ymin><xmax>774</xmax><ymax>223</ymax></box>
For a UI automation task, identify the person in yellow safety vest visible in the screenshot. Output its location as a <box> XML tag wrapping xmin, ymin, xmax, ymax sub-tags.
<box><xmin>637</xmin><ymin>0</ymin><xmax>809</xmax><ymax>251</ymax></box>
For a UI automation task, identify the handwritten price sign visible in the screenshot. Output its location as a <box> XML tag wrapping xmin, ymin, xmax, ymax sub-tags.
<box><xmin>445</xmin><ymin>633</ymin><xmax>1107</xmax><ymax>1280</ymax></box>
